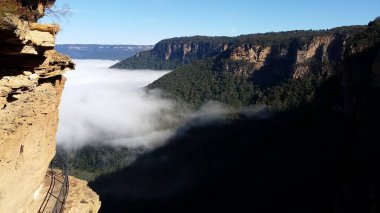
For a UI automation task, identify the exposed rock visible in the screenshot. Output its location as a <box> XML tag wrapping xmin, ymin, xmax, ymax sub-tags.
<box><xmin>116</xmin><ymin>31</ymin><xmax>351</xmax><ymax>81</ymax></box>
<box><xmin>153</xmin><ymin>40</ymin><xmax>230</xmax><ymax>62</ymax></box>
<box><xmin>0</xmin><ymin>74</ymin><xmax>65</xmax><ymax>213</ymax></box>
<box><xmin>227</xmin><ymin>45</ymin><xmax>272</xmax><ymax>75</ymax></box>
<box><xmin>230</xmin><ymin>45</ymin><xmax>271</xmax><ymax>63</ymax></box>
<box><xmin>64</xmin><ymin>176</ymin><xmax>101</xmax><ymax>213</ymax></box>
<box><xmin>216</xmin><ymin>34</ymin><xmax>347</xmax><ymax>81</ymax></box>
<box><xmin>293</xmin><ymin>36</ymin><xmax>337</xmax><ymax>79</ymax></box>
<box><xmin>296</xmin><ymin>36</ymin><xmax>334</xmax><ymax>63</ymax></box>
<box><xmin>0</xmin><ymin>10</ymin><xmax>99</xmax><ymax>213</ymax></box>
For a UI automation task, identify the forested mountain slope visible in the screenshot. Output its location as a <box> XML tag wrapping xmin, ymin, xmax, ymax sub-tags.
<box><xmin>91</xmin><ymin>18</ymin><xmax>380</xmax><ymax>213</ymax></box>
<box><xmin>147</xmin><ymin>20</ymin><xmax>379</xmax><ymax>109</ymax></box>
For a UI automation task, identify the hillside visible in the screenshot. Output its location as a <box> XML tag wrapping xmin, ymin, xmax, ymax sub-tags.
<box><xmin>145</xmin><ymin>21</ymin><xmax>380</xmax><ymax>109</ymax></box>
<box><xmin>56</xmin><ymin>44</ymin><xmax>153</xmax><ymax>60</ymax></box>
<box><xmin>90</xmin><ymin>18</ymin><xmax>380</xmax><ymax>212</ymax></box>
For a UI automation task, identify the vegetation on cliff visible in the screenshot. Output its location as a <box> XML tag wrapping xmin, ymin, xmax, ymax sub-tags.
<box><xmin>148</xmin><ymin>57</ymin><xmax>319</xmax><ymax>110</ymax></box>
<box><xmin>109</xmin><ymin>22</ymin><xmax>379</xmax><ymax>113</ymax></box>
<box><xmin>0</xmin><ymin>0</ymin><xmax>35</xmax><ymax>23</ymax></box>
<box><xmin>347</xmin><ymin>17</ymin><xmax>380</xmax><ymax>53</ymax></box>
<box><xmin>147</xmin><ymin>58</ymin><xmax>258</xmax><ymax>107</ymax></box>
<box><xmin>144</xmin><ymin>20</ymin><xmax>379</xmax><ymax>110</ymax></box>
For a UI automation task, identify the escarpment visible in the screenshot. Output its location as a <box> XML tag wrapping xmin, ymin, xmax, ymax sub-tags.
<box><xmin>111</xmin><ymin>27</ymin><xmax>362</xmax><ymax>82</ymax></box>
<box><xmin>0</xmin><ymin>3</ymin><xmax>100</xmax><ymax>213</ymax></box>
<box><xmin>111</xmin><ymin>36</ymin><xmax>232</xmax><ymax>69</ymax></box>
<box><xmin>152</xmin><ymin>38</ymin><xmax>230</xmax><ymax>61</ymax></box>
<box><xmin>146</xmin><ymin>20</ymin><xmax>379</xmax><ymax>108</ymax></box>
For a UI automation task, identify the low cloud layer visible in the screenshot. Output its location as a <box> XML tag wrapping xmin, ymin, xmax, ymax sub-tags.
<box><xmin>57</xmin><ymin>60</ymin><xmax>269</xmax><ymax>150</ymax></box>
<box><xmin>57</xmin><ymin>60</ymin><xmax>178</xmax><ymax>149</ymax></box>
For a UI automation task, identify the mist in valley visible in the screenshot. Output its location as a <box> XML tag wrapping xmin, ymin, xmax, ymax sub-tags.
<box><xmin>57</xmin><ymin>60</ymin><xmax>267</xmax><ymax>151</ymax></box>
<box><xmin>55</xmin><ymin>59</ymin><xmax>271</xmax><ymax>181</ymax></box>
<box><xmin>57</xmin><ymin>60</ymin><xmax>179</xmax><ymax>150</ymax></box>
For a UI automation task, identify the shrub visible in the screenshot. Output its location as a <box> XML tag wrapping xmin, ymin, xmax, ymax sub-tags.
<box><xmin>0</xmin><ymin>0</ymin><xmax>34</xmax><ymax>21</ymax></box>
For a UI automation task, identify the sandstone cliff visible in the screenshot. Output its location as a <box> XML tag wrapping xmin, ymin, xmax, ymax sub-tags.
<box><xmin>111</xmin><ymin>28</ymin><xmax>362</xmax><ymax>74</ymax></box>
<box><xmin>0</xmin><ymin>2</ymin><xmax>100</xmax><ymax>212</ymax></box>
<box><xmin>111</xmin><ymin>36</ymin><xmax>232</xmax><ymax>70</ymax></box>
<box><xmin>152</xmin><ymin>37</ymin><xmax>230</xmax><ymax>62</ymax></box>
<box><xmin>216</xmin><ymin>34</ymin><xmax>348</xmax><ymax>82</ymax></box>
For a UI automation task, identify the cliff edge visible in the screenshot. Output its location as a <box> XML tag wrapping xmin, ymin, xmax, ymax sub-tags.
<box><xmin>0</xmin><ymin>1</ymin><xmax>100</xmax><ymax>212</ymax></box>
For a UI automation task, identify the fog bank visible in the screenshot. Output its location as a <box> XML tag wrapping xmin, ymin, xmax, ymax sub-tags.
<box><xmin>57</xmin><ymin>60</ymin><xmax>177</xmax><ymax>149</ymax></box>
<box><xmin>57</xmin><ymin>60</ymin><xmax>269</xmax><ymax>150</ymax></box>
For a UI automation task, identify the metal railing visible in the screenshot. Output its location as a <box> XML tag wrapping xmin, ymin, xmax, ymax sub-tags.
<box><xmin>38</xmin><ymin>158</ymin><xmax>69</xmax><ymax>213</ymax></box>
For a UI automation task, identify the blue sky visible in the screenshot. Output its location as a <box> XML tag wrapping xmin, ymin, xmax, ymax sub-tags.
<box><xmin>44</xmin><ymin>0</ymin><xmax>380</xmax><ymax>45</ymax></box>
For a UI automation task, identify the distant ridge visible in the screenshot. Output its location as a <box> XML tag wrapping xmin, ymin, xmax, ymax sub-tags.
<box><xmin>110</xmin><ymin>26</ymin><xmax>365</xmax><ymax>70</ymax></box>
<box><xmin>55</xmin><ymin>44</ymin><xmax>154</xmax><ymax>60</ymax></box>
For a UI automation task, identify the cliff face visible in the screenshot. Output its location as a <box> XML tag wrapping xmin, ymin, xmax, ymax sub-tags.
<box><xmin>146</xmin><ymin>21</ymin><xmax>378</xmax><ymax>109</ymax></box>
<box><xmin>111</xmin><ymin>36</ymin><xmax>232</xmax><ymax>69</ymax></box>
<box><xmin>112</xmin><ymin>28</ymin><xmax>359</xmax><ymax>79</ymax></box>
<box><xmin>0</xmin><ymin>5</ymin><xmax>99</xmax><ymax>213</ymax></box>
<box><xmin>230</xmin><ymin>45</ymin><xmax>271</xmax><ymax>64</ymax></box>
<box><xmin>152</xmin><ymin>40</ymin><xmax>229</xmax><ymax>61</ymax></box>
<box><xmin>219</xmin><ymin>35</ymin><xmax>346</xmax><ymax>81</ymax></box>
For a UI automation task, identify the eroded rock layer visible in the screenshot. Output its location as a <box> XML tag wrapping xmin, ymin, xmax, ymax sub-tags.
<box><xmin>64</xmin><ymin>176</ymin><xmax>101</xmax><ymax>213</ymax></box>
<box><xmin>0</xmin><ymin>12</ymin><xmax>99</xmax><ymax>213</ymax></box>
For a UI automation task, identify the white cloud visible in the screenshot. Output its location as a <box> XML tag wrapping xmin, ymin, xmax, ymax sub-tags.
<box><xmin>57</xmin><ymin>60</ymin><xmax>269</xmax><ymax>150</ymax></box>
<box><xmin>57</xmin><ymin>60</ymin><xmax>180</xmax><ymax>149</ymax></box>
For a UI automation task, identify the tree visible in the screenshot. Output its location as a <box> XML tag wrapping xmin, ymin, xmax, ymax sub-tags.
<box><xmin>44</xmin><ymin>3</ymin><xmax>71</xmax><ymax>22</ymax></box>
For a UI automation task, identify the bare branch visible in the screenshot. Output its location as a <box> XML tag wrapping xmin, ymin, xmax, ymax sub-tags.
<box><xmin>44</xmin><ymin>4</ymin><xmax>71</xmax><ymax>22</ymax></box>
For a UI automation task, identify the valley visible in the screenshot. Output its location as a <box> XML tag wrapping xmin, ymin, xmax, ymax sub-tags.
<box><xmin>1</xmin><ymin>1</ymin><xmax>379</xmax><ymax>212</ymax></box>
<box><xmin>50</xmin><ymin>18</ymin><xmax>380</xmax><ymax>213</ymax></box>
<box><xmin>71</xmin><ymin>18</ymin><xmax>380</xmax><ymax>213</ymax></box>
